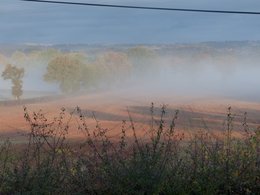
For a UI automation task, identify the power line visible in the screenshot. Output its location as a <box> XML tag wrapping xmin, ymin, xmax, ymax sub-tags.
<box><xmin>21</xmin><ymin>0</ymin><xmax>260</xmax><ymax>15</ymax></box>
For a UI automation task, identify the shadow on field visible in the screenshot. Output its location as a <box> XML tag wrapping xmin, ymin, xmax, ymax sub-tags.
<box><xmin>72</xmin><ymin>105</ymin><xmax>260</xmax><ymax>132</ymax></box>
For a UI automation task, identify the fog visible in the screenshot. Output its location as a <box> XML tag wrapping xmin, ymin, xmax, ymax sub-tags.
<box><xmin>1</xmin><ymin>43</ymin><xmax>259</xmax><ymax>103</ymax></box>
<box><xmin>122</xmin><ymin>56</ymin><xmax>260</xmax><ymax>102</ymax></box>
<box><xmin>1</xmin><ymin>1</ymin><xmax>260</xmax><ymax>103</ymax></box>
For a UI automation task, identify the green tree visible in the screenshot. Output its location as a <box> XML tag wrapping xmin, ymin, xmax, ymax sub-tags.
<box><xmin>2</xmin><ymin>64</ymin><xmax>24</xmax><ymax>100</ymax></box>
<box><xmin>44</xmin><ymin>54</ymin><xmax>86</xmax><ymax>93</ymax></box>
<box><xmin>127</xmin><ymin>46</ymin><xmax>157</xmax><ymax>75</ymax></box>
<box><xmin>94</xmin><ymin>52</ymin><xmax>132</xmax><ymax>83</ymax></box>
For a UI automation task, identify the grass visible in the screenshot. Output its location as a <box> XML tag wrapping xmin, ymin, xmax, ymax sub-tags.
<box><xmin>0</xmin><ymin>103</ymin><xmax>259</xmax><ymax>194</ymax></box>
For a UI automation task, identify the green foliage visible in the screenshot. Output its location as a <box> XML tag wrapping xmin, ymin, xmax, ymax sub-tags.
<box><xmin>44</xmin><ymin>54</ymin><xmax>87</xmax><ymax>93</ymax></box>
<box><xmin>44</xmin><ymin>52</ymin><xmax>133</xmax><ymax>93</ymax></box>
<box><xmin>39</xmin><ymin>48</ymin><xmax>61</xmax><ymax>61</ymax></box>
<box><xmin>127</xmin><ymin>46</ymin><xmax>157</xmax><ymax>75</ymax></box>
<box><xmin>0</xmin><ymin>105</ymin><xmax>259</xmax><ymax>194</ymax></box>
<box><xmin>127</xmin><ymin>46</ymin><xmax>155</xmax><ymax>60</ymax></box>
<box><xmin>94</xmin><ymin>51</ymin><xmax>132</xmax><ymax>84</ymax></box>
<box><xmin>2</xmin><ymin>64</ymin><xmax>24</xmax><ymax>100</ymax></box>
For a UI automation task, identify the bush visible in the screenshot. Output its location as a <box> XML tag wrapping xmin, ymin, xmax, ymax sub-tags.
<box><xmin>0</xmin><ymin>104</ymin><xmax>259</xmax><ymax>194</ymax></box>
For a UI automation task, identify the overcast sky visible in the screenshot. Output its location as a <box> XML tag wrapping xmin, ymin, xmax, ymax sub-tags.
<box><xmin>1</xmin><ymin>0</ymin><xmax>260</xmax><ymax>44</ymax></box>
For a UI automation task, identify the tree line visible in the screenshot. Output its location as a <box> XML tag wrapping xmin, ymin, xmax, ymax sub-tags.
<box><xmin>1</xmin><ymin>46</ymin><xmax>156</xmax><ymax>99</ymax></box>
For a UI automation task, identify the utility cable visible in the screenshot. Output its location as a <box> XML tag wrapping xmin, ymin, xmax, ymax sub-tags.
<box><xmin>21</xmin><ymin>0</ymin><xmax>260</xmax><ymax>15</ymax></box>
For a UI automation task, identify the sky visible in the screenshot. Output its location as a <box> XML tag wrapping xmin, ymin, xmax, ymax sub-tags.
<box><xmin>1</xmin><ymin>0</ymin><xmax>260</xmax><ymax>44</ymax></box>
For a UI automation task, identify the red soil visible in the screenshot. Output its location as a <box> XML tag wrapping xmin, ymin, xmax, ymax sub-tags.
<box><xmin>1</xmin><ymin>91</ymin><xmax>260</xmax><ymax>142</ymax></box>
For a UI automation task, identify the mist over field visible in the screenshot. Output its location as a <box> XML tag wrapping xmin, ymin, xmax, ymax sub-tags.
<box><xmin>1</xmin><ymin>1</ymin><xmax>260</xmax><ymax>193</ymax></box>
<box><xmin>1</xmin><ymin>41</ymin><xmax>260</xmax><ymax>102</ymax></box>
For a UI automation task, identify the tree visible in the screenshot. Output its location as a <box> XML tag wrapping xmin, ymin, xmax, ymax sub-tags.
<box><xmin>2</xmin><ymin>64</ymin><xmax>24</xmax><ymax>100</ymax></box>
<box><xmin>127</xmin><ymin>46</ymin><xmax>157</xmax><ymax>75</ymax></box>
<box><xmin>94</xmin><ymin>52</ymin><xmax>132</xmax><ymax>83</ymax></box>
<box><xmin>44</xmin><ymin>54</ymin><xmax>85</xmax><ymax>93</ymax></box>
<box><xmin>0</xmin><ymin>53</ymin><xmax>8</xmax><ymax>65</ymax></box>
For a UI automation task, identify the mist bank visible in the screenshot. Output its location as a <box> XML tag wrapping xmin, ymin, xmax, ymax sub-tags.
<box><xmin>1</xmin><ymin>41</ymin><xmax>260</xmax><ymax>102</ymax></box>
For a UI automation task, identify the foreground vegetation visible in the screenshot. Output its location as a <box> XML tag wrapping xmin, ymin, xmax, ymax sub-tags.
<box><xmin>0</xmin><ymin>104</ymin><xmax>259</xmax><ymax>194</ymax></box>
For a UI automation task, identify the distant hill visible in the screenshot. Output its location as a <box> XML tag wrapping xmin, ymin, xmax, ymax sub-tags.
<box><xmin>1</xmin><ymin>40</ymin><xmax>260</xmax><ymax>55</ymax></box>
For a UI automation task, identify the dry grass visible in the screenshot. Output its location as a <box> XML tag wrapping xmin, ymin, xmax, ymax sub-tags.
<box><xmin>0</xmin><ymin>103</ymin><xmax>259</xmax><ymax>194</ymax></box>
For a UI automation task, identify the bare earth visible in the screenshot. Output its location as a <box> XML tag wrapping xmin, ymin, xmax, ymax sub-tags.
<box><xmin>1</xmin><ymin>89</ymin><xmax>260</xmax><ymax>142</ymax></box>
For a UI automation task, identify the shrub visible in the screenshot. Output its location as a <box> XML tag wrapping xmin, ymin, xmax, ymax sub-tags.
<box><xmin>0</xmin><ymin>104</ymin><xmax>259</xmax><ymax>194</ymax></box>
